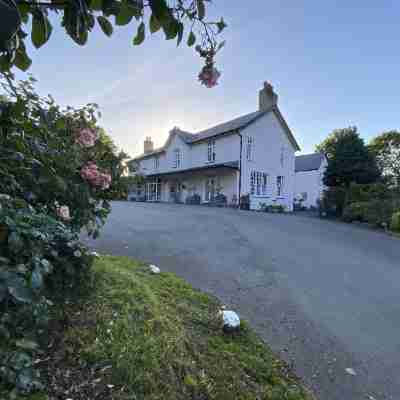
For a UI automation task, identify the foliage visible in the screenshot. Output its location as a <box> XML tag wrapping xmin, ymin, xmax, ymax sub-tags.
<box><xmin>34</xmin><ymin>255</ymin><xmax>310</xmax><ymax>400</ymax></box>
<box><xmin>185</xmin><ymin>193</ymin><xmax>201</xmax><ymax>205</ymax></box>
<box><xmin>342</xmin><ymin>202</ymin><xmax>367</xmax><ymax>223</ymax></box>
<box><xmin>0</xmin><ymin>0</ymin><xmax>227</xmax><ymax>84</ymax></box>
<box><xmin>0</xmin><ymin>75</ymin><xmax>114</xmax><ymax>395</ymax></box>
<box><xmin>390</xmin><ymin>211</ymin><xmax>400</xmax><ymax>233</ymax></box>
<box><xmin>369</xmin><ymin>130</ymin><xmax>400</xmax><ymax>188</ymax></box>
<box><xmin>316</xmin><ymin>127</ymin><xmax>381</xmax><ymax>188</ymax></box>
<box><xmin>342</xmin><ymin>199</ymin><xmax>400</xmax><ymax>227</ymax></box>
<box><xmin>319</xmin><ymin>187</ymin><xmax>347</xmax><ymax>218</ymax></box>
<box><xmin>0</xmin><ymin>197</ymin><xmax>93</xmax><ymax>395</ymax></box>
<box><xmin>346</xmin><ymin>182</ymin><xmax>391</xmax><ymax>204</ymax></box>
<box><xmin>0</xmin><ymin>74</ymin><xmax>112</xmax><ymax>237</ymax></box>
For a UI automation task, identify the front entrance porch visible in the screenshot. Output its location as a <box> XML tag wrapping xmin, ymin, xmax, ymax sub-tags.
<box><xmin>142</xmin><ymin>162</ymin><xmax>240</xmax><ymax>206</ymax></box>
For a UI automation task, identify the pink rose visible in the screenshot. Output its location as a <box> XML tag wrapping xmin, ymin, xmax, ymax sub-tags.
<box><xmin>75</xmin><ymin>128</ymin><xmax>98</xmax><ymax>148</ymax></box>
<box><xmin>56</xmin><ymin>205</ymin><xmax>71</xmax><ymax>221</ymax></box>
<box><xmin>199</xmin><ymin>66</ymin><xmax>221</xmax><ymax>88</ymax></box>
<box><xmin>80</xmin><ymin>162</ymin><xmax>111</xmax><ymax>190</ymax></box>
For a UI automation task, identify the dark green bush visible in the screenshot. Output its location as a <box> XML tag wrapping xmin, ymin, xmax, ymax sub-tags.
<box><xmin>390</xmin><ymin>212</ymin><xmax>400</xmax><ymax>232</ymax></box>
<box><xmin>347</xmin><ymin>182</ymin><xmax>391</xmax><ymax>203</ymax></box>
<box><xmin>342</xmin><ymin>199</ymin><xmax>400</xmax><ymax>228</ymax></box>
<box><xmin>319</xmin><ymin>187</ymin><xmax>347</xmax><ymax>217</ymax></box>
<box><xmin>363</xmin><ymin>199</ymin><xmax>399</xmax><ymax>228</ymax></box>
<box><xmin>342</xmin><ymin>202</ymin><xmax>367</xmax><ymax>222</ymax></box>
<box><xmin>0</xmin><ymin>198</ymin><xmax>93</xmax><ymax>394</ymax></box>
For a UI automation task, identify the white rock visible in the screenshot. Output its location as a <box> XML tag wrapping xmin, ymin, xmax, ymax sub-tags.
<box><xmin>345</xmin><ymin>367</ymin><xmax>357</xmax><ymax>376</ymax></box>
<box><xmin>91</xmin><ymin>251</ymin><xmax>100</xmax><ymax>258</ymax></box>
<box><xmin>221</xmin><ymin>310</ymin><xmax>240</xmax><ymax>332</ymax></box>
<box><xmin>149</xmin><ymin>264</ymin><xmax>160</xmax><ymax>274</ymax></box>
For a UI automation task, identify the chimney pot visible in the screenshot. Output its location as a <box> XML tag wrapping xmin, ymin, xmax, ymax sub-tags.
<box><xmin>144</xmin><ymin>136</ymin><xmax>154</xmax><ymax>154</ymax></box>
<box><xmin>259</xmin><ymin>81</ymin><xmax>278</xmax><ymax>110</ymax></box>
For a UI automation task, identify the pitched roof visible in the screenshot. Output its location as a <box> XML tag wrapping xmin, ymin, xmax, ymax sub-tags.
<box><xmin>190</xmin><ymin>110</ymin><xmax>266</xmax><ymax>142</ymax></box>
<box><xmin>295</xmin><ymin>153</ymin><xmax>325</xmax><ymax>172</ymax></box>
<box><xmin>132</xmin><ymin>106</ymin><xmax>300</xmax><ymax>161</ymax></box>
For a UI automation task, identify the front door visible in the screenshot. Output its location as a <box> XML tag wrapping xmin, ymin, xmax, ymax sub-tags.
<box><xmin>205</xmin><ymin>177</ymin><xmax>217</xmax><ymax>202</ymax></box>
<box><xmin>146</xmin><ymin>179</ymin><xmax>161</xmax><ymax>201</ymax></box>
<box><xmin>169</xmin><ymin>181</ymin><xmax>182</xmax><ymax>203</ymax></box>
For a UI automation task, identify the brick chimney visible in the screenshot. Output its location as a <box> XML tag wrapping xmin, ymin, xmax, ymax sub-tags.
<box><xmin>259</xmin><ymin>81</ymin><xmax>278</xmax><ymax>111</ymax></box>
<box><xmin>144</xmin><ymin>136</ymin><xmax>154</xmax><ymax>154</ymax></box>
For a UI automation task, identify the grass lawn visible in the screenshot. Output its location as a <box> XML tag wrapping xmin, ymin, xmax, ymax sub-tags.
<box><xmin>28</xmin><ymin>256</ymin><xmax>312</xmax><ymax>400</ymax></box>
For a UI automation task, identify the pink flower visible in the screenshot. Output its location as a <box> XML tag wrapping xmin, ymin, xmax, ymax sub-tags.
<box><xmin>56</xmin><ymin>205</ymin><xmax>71</xmax><ymax>221</ymax></box>
<box><xmin>80</xmin><ymin>162</ymin><xmax>112</xmax><ymax>190</ymax></box>
<box><xmin>75</xmin><ymin>128</ymin><xmax>98</xmax><ymax>148</ymax></box>
<box><xmin>198</xmin><ymin>65</ymin><xmax>221</xmax><ymax>88</ymax></box>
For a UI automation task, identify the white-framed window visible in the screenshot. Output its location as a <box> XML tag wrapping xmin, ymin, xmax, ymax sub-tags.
<box><xmin>207</xmin><ymin>140</ymin><xmax>216</xmax><ymax>162</ymax></box>
<box><xmin>246</xmin><ymin>136</ymin><xmax>254</xmax><ymax>161</ymax></box>
<box><xmin>250</xmin><ymin>171</ymin><xmax>268</xmax><ymax>196</ymax></box>
<box><xmin>173</xmin><ymin>148</ymin><xmax>181</xmax><ymax>168</ymax></box>
<box><xmin>277</xmin><ymin>176</ymin><xmax>284</xmax><ymax>197</ymax></box>
<box><xmin>154</xmin><ymin>156</ymin><xmax>159</xmax><ymax>170</ymax></box>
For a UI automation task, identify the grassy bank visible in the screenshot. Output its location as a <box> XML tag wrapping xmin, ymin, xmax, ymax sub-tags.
<box><xmin>27</xmin><ymin>256</ymin><xmax>311</xmax><ymax>400</ymax></box>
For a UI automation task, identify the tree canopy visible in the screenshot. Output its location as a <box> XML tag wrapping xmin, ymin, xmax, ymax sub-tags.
<box><xmin>0</xmin><ymin>0</ymin><xmax>226</xmax><ymax>86</ymax></box>
<box><xmin>316</xmin><ymin>127</ymin><xmax>381</xmax><ymax>187</ymax></box>
<box><xmin>369</xmin><ymin>130</ymin><xmax>400</xmax><ymax>188</ymax></box>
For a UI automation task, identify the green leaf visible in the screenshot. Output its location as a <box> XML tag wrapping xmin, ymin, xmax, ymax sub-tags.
<box><xmin>216</xmin><ymin>17</ymin><xmax>227</xmax><ymax>33</ymax></box>
<box><xmin>133</xmin><ymin>22</ymin><xmax>145</xmax><ymax>45</ymax></box>
<box><xmin>176</xmin><ymin>22</ymin><xmax>183</xmax><ymax>46</ymax></box>
<box><xmin>116</xmin><ymin>2</ymin><xmax>134</xmax><ymax>26</ymax></box>
<box><xmin>163</xmin><ymin>18</ymin><xmax>179</xmax><ymax>40</ymax></box>
<box><xmin>149</xmin><ymin>0</ymin><xmax>178</xmax><ymax>40</ymax></box>
<box><xmin>149</xmin><ymin>14</ymin><xmax>161</xmax><ymax>33</ymax></box>
<box><xmin>91</xmin><ymin>0</ymin><xmax>103</xmax><ymax>11</ymax></box>
<box><xmin>97</xmin><ymin>16</ymin><xmax>113</xmax><ymax>36</ymax></box>
<box><xmin>17</xmin><ymin>4</ymin><xmax>31</xmax><ymax>23</ymax></box>
<box><xmin>187</xmin><ymin>31</ymin><xmax>196</xmax><ymax>47</ymax></box>
<box><xmin>196</xmin><ymin>0</ymin><xmax>205</xmax><ymax>20</ymax></box>
<box><xmin>0</xmin><ymin>54</ymin><xmax>12</xmax><ymax>72</ymax></box>
<box><xmin>15</xmin><ymin>339</ymin><xmax>39</xmax><ymax>350</ymax></box>
<box><xmin>31</xmin><ymin>10</ymin><xmax>52</xmax><ymax>48</ymax></box>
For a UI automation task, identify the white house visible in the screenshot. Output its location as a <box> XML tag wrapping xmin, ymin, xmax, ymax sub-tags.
<box><xmin>294</xmin><ymin>153</ymin><xmax>328</xmax><ymax>209</ymax></box>
<box><xmin>128</xmin><ymin>82</ymin><xmax>301</xmax><ymax>211</ymax></box>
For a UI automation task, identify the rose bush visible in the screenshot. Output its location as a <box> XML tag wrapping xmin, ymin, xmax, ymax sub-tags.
<box><xmin>0</xmin><ymin>74</ymin><xmax>116</xmax><ymax>395</ymax></box>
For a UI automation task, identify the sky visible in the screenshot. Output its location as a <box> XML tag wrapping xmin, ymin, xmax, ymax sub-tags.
<box><xmin>15</xmin><ymin>1</ymin><xmax>400</xmax><ymax>157</ymax></box>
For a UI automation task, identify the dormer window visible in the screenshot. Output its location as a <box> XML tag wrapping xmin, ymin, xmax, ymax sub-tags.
<box><xmin>207</xmin><ymin>140</ymin><xmax>216</xmax><ymax>162</ymax></box>
<box><xmin>173</xmin><ymin>148</ymin><xmax>181</xmax><ymax>168</ymax></box>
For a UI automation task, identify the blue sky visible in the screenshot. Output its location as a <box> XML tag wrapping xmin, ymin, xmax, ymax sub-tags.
<box><xmin>18</xmin><ymin>1</ymin><xmax>400</xmax><ymax>156</ymax></box>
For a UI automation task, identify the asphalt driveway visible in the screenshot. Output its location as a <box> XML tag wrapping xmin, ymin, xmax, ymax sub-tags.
<box><xmin>83</xmin><ymin>201</ymin><xmax>400</xmax><ymax>400</ymax></box>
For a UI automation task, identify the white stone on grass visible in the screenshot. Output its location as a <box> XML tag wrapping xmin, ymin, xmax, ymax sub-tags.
<box><xmin>345</xmin><ymin>367</ymin><xmax>357</xmax><ymax>376</ymax></box>
<box><xmin>221</xmin><ymin>310</ymin><xmax>240</xmax><ymax>333</ymax></box>
<box><xmin>149</xmin><ymin>264</ymin><xmax>160</xmax><ymax>274</ymax></box>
